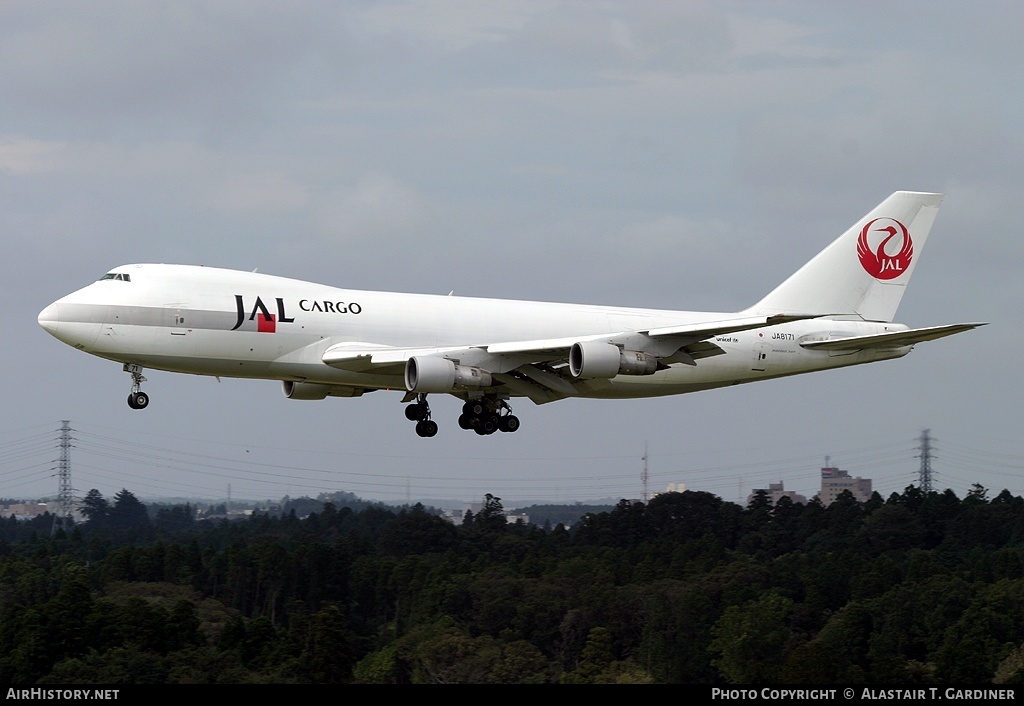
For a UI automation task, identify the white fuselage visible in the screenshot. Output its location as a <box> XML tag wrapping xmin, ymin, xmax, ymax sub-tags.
<box><xmin>36</xmin><ymin>192</ymin><xmax>982</xmax><ymax>437</ymax></box>
<box><xmin>38</xmin><ymin>263</ymin><xmax>908</xmax><ymax>401</ymax></box>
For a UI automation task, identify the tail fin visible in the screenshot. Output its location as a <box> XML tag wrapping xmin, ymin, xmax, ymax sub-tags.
<box><xmin>746</xmin><ymin>191</ymin><xmax>943</xmax><ymax>322</ymax></box>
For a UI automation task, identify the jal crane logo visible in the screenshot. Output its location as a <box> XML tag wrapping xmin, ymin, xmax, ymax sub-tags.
<box><xmin>857</xmin><ymin>217</ymin><xmax>913</xmax><ymax>280</ymax></box>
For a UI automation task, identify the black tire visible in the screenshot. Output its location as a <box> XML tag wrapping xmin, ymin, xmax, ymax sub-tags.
<box><xmin>480</xmin><ymin>414</ymin><xmax>499</xmax><ymax>434</ymax></box>
<box><xmin>132</xmin><ymin>392</ymin><xmax>149</xmax><ymax>410</ymax></box>
<box><xmin>405</xmin><ymin>403</ymin><xmax>427</xmax><ymax>421</ymax></box>
<box><xmin>463</xmin><ymin>400</ymin><xmax>486</xmax><ymax>417</ymax></box>
<box><xmin>416</xmin><ymin>420</ymin><xmax>438</xmax><ymax>437</ymax></box>
<box><xmin>127</xmin><ymin>393</ymin><xmax>138</xmax><ymax>409</ymax></box>
<box><xmin>500</xmin><ymin>415</ymin><xmax>520</xmax><ymax>433</ymax></box>
<box><xmin>458</xmin><ymin>414</ymin><xmax>475</xmax><ymax>430</ymax></box>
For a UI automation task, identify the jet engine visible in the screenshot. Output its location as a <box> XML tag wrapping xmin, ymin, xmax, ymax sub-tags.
<box><xmin>405</xmin><ymin>356</ymin><xmax>492</xmax><ymax>393</ymax></box>
<box><xmin>569</xmin><ymin>341</ymin><xmax>659</xmax><ymax>378</ymax></box>
<box><xmin>282</xmin><ymin>381</ymin><xmax>365</xmax><ymax>400</ymax></box>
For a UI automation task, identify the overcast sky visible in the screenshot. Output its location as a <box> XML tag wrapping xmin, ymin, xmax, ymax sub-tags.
<box><xmin>2</xmin><ymin>1</ymin><xmax>1020</xmax><ymax>507</ymax></box>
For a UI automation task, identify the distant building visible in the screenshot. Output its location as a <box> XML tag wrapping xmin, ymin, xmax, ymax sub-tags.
<box><xmin>818</xmin><ymin>465</ymin><xmax>872</xmax><ymax>504</ymax></box>
<box><xmin>747</xmin><ymin>481</ymin><xmax>807</xmax><ymax>507</ymax></box>
<box><xmin>1</xmin><ymin>502</ymin><xmax>49</xmax><ymax>519</ymax></box>
<box><xmin>440</xmin><ymin>501</ymin><xmax>486</xmax><ymax>524</ymax></box>
<box><xmin>649</xmin><ymin>482</ymin><xmax>686</xmax><ymax>501</ymax></box>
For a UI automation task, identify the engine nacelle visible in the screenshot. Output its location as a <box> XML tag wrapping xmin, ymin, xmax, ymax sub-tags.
<box><xmin>404</xmin><ymin>356</ymin><xmax>493</xmax><ymax>393</ymax></box>
<box><xmin>282</xmin><ymin>381</ymin><xmax>365</xmax><ymax>400</ymax></box>
<box><xmin>282</xmin><ymin>380</ymin><xmax>332</xmax><ymax>400</ymax></box>
<box><xmin>569</xmin><ymin>341</ymin><xmax>659</xmax><ymax>378</ymax></box>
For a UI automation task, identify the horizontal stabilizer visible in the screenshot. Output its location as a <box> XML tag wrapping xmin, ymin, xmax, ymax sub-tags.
<box><xmin>800</xmin><ymin>323</ymin><xmax>986</xmax><ymax>351</ymax></box>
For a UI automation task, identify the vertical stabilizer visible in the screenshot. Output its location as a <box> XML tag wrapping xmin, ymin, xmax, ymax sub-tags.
<box><xmin>747</xmin><ymin>191</ymin><xmax>943</xmax><ymax>322</ymax></box>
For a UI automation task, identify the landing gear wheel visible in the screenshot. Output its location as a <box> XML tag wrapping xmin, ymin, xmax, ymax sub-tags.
<box><xmin>498</xmin><ymin>415</ymin><xmax>520</xmax><ymax>433</ymax></box>
<box><xmin>128</xmin><ymin>391</ymin><xmax>149</xmax><ymax>410</ymax></box>
<box><xmin>405</xmin><ymin>403</ymin><xmax>428</xmax><ymax>421</ymax></box>
<box><xmin>458</xmin><ymin>414</ymin><xmax>475</xmax><ymax>430</ymax></box>
<box><xmin>415</xmin><ymin>420</ymin><xmax>438</xmax><ymax>437</ymax></box>
<box><xmin>463</xmin><ymin>400</ymin><xmax>486</xmax><ymax>417</ymax></box>
<box><xmin>479</xmin><ymin>414</ymin><xmax>500</xmax><ymax>435</ymax></box>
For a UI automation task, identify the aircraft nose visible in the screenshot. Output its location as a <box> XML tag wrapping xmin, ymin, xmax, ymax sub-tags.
<box><xmin>38</xmin><ymin>302</ymin><xmax>60</xmax><ymax>335</ymax></box>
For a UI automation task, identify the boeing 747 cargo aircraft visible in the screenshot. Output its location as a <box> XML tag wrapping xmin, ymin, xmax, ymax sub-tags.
<box><xmin>38</xmin><ymin>191</ymin><xmax>983</xmax><ymax>437</ymax></box>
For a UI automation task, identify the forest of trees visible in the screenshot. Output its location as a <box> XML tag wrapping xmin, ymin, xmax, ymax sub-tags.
<box><xmin>3</xmin><ymin>484</ymin><xmax>1024</xmax><ymax>683</ymax></box>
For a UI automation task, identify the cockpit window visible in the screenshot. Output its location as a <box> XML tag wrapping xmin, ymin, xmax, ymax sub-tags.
<box><xmin>100</xmin><ymin>273</ymin><xmax>131</xmax><ymax>282</ymax></box>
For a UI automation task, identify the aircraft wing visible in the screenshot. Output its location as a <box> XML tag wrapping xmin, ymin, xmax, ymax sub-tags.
<box><xmin>320</xmin><ymin>342</ymin><xmax>467</xmax><ymax>374</ymax></box>
<box><xmin>480</xmin><ymin>313</ymin><xmax>816</xmax><ymax>357</ymax></box>
<box><xmin>321</xmin><ymin>314</ymin><xmax>814</xmax><ymax>372</ymax></box>
<box><xmin>642</xmin><ymin>313</ymin><xmax>815</xmax><ymax>339</ymax></box>
<box><xmin>322</xmin><ymin>313</ymin><xmax>814</xmax><ymax>404</ymax></box>
<box><xmin>799</xmin><ymin>322</ymin><xmax>987</xmax><ymax>351</ymax></box>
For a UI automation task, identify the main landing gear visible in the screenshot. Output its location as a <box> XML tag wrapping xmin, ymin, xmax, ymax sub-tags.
<box><xmin>459</xmin><ymin>397</ymin><xmax>520</xmax><ymax>436</ymax></box>
<box><xmin>124</xmin><ymin>363</ymin><xmax>149</xmax><ymax>410</ymax></box>
<box><xmin>402</xmin><ymin>394</ymin><xmax>521</xmax><ymax>438</ymax></box>
<box><xmin>404</xmin><ymin>394</ymin><xmax>438</xmax><ymax>437</ymax></box>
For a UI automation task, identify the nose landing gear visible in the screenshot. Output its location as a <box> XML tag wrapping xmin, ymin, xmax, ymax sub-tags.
<box><xmin>124</xmin><ymin>364</ymin><xmax>149</xmax><ymax>410</ymax></box>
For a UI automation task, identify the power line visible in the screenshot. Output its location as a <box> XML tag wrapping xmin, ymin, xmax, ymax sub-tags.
<box><xmin>2</xmin><ymin>421</ymin><xmax>1021</xmax><ymax>503</ymax></box>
